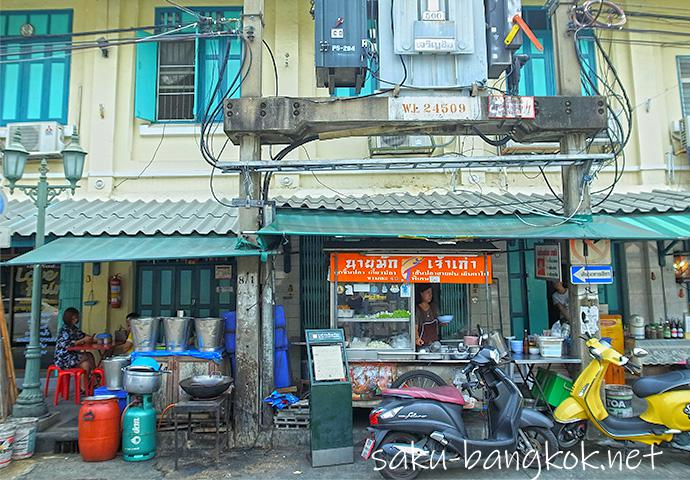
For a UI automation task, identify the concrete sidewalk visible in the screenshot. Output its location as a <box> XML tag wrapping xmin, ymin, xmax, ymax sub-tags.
<box><xmin>2</xmin><ymin>440</ymin><xmax>689</xmax><ymax>480</ymax></box>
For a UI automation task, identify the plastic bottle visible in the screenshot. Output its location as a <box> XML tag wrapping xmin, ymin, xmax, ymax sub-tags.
<box><xmin>663</xmin><ymin>322</ymin><xmax>671</xmax><ymax>339</ymax></box>
<box><xmin>671</xmin><ymin>321</ymin><xmax>678</xmax><ymax>339</ymax></box>
<box><xmin>677</xmin><ymin>321</ymin><xmax>684</xmax><ymax>340</ymax></box>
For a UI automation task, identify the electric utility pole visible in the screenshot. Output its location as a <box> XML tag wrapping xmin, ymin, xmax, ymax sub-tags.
<box><xmin>234</xmin><ymin>0</ymin><xmax>264</xmax><ymax>447</ymax></box>
<box><xmin>550</xmin><ymin>0</ymin><xmax>598</xmax><ymax>366</ymax></box>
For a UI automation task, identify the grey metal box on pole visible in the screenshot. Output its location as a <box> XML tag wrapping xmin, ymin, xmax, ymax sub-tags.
<box><xmin>314</xmin><ymin>0</ymin><xmax>369</xmax><ymax>94</ymax></box>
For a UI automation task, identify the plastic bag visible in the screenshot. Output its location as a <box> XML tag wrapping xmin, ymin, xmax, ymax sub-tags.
<box><xmin>263</xmin><ymin>390</ymin><xmax>299</xmax><ymax>410</ymax></box>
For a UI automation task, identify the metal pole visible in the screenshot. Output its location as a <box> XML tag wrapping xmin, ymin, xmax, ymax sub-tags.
<box><xmin>550</xmin><ymin>0</ymin><xmax>596</xmax><ymax>367</ymax></box>
<box><xmin>234</xmin><ymin>0</ymin><xmax>264</xmax><ymax>447</ymax></box>
<box><xmin>13</xmin><ymin>159</ymin><xmax>49</xmax><ymax>418</ymax></box>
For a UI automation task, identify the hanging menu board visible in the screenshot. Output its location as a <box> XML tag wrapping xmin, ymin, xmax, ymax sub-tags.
<box><xmin>330</xmin><ymin>253</ymin><xmax>492</xmax><ymax>284</ymax></box>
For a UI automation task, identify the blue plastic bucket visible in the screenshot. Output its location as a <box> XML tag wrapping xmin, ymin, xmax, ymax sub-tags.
<box><xmin>94</xmin><ymin>386</ymin><xmax>128</xmax><ymax>414</ymax></box>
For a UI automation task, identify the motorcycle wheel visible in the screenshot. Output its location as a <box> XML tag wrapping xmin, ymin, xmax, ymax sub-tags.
<box><xmin>391</xmin><ymin>370</ymin><xmax>446</xmax><ymax>389</ymax></box>
<box><xmin>377</xmin><ymin>432</ymin><xmax>424</xmax><ymax>480</ymax></box>
<box><xmin>554</xmin><ymin>421</ymin><xmax>587</xmax><ymax>450</ymax></box>
<box><xmin>517</xmin><ymin>426</ymin><xmax>559</xmax><ymax>468</ymax></box>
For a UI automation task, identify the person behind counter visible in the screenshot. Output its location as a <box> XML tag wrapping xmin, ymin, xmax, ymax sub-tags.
<box><xmin>415</xmin><ymin>284</ymin><xmax>439</xmax><ymax>347</ymax></box>
<box><xmin>112</xmin><ymin>312</ymin><xmax>139</xmax><ymax>356</ymax></box>
<box><xmin>54</xmin><ymin>308</ymin><xmax>94</xmax><ymax>392</ymax></box>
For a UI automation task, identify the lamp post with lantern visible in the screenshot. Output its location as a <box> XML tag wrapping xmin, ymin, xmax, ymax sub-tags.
<box><xmin>3</xmin><ymin>129</ymin><xmax>87</xmax><ymax>418</ymax></box>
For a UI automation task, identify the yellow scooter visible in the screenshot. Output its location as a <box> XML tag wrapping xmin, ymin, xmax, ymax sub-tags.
<box><xmin>554</xmin><ymin>336</ymin><xmax>690</xmax><ymax>450</ymax></box>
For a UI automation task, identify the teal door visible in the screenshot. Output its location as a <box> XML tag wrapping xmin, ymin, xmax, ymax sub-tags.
<box><xmin>136</xmin><ymin>261</ymin><xmax>236</xmax><ymax>317</ymax></box>
<box><xmin>507</xmin><ymin>240</ymin><xmax>549</xmax><ymax>336</ymax></box>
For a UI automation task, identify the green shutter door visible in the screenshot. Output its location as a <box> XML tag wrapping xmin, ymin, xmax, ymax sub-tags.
<box><xmin>439</xmin><ymin>284</ymin><xmax>468</xmax><ymax>337</ymax></box>
<box><xmin>300</xmin><ymin>236</ymin><xmax>330</xmax><ymax>334</ymax></box>
<box><xmin>525</xmin><ymin>240</ymin><xmax>548</xmax><ymax>335</ymax></box>
<box><xmin>58</xmin><ymin>263</ymin><xmax>83</xmax><ymax>332</ymax></box>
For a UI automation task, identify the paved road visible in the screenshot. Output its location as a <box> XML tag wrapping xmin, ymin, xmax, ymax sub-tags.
<box><xmin>3</xmin><ymin>441</ymin><xmax>689</xmax><ymax>480</ymax></box>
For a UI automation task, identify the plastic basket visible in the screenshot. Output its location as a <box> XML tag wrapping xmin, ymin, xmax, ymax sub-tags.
<box><xmin>538</xmin><ymin>336</ymin><xmax>564</xmax><ymax>358</ymax></box>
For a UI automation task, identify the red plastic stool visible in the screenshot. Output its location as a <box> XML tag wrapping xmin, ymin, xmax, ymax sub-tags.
<box><xmin>44</xmin><ymin>364</ymin><xmax>60</xmax><ymax>397</ymax></box>
<box><xmin>89</xmin><ymin>368</ymin><xmax>105</xmax><ymax>395</ymax></box>
<box><xmin>55</xmin><ymin>368</ymin><xmax>87</xmax><ymax>405</ymax></box>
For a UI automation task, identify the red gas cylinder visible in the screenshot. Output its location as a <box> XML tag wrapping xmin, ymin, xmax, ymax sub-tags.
<box><xmin>78</xmin><ymin>395</ymin><xmax>121</xmax><ymax>462</ymax></box>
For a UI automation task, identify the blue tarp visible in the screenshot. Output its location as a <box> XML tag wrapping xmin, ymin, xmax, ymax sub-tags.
<box><xmin>131</xmin><ymin>348</ymin><xmax>224</xmax><ymax>363</ymax></box>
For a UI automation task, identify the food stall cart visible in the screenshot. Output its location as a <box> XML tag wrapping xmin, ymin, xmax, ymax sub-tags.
<box><xmin>329</xmin><ymin>251</ymin><xmax>493</xmax><ymax>406</ymax></box>
<box><xmin>328</xmin><ymin>250</ymin><xmax>579</xmax><ymax>408</ymax></box>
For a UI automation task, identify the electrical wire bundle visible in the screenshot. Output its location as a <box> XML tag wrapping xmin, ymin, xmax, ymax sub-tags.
<box><xmin>571</xmin><ymin>0</ymin><xmax>634</xmax><ymax>207</ymax></box>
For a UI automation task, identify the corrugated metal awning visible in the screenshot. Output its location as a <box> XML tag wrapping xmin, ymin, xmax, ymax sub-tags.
<box><xmin>3</xmin><ymin>235</ymin><xmax>269</xmax><ymax>265</ymax></box>
<box><xmin>259</xmin><ymin>210</ymin><xmax>690</xmax><ymax>240</ymax></box>
<box><xmin>0</xmin><ymin>198</ymin><xmax>238</xmax><ymax>237</ymax></box>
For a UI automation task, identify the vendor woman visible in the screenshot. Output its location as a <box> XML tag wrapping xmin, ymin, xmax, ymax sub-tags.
<box><xmin>415</xmin><ymin>284</ymin><xmax>439</xmax><ymax>347</ymax></box>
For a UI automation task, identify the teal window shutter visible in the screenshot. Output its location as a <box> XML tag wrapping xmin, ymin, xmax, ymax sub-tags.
<box><xmin>57</xmin><ymin>263</ymin><xmax>83</xmax><ymax>332</ymax></box>
<box><xmin>679</xmin><ymin>56</ymin><xmax>690</xmax><ymax>116</ymax></box>
<box><xmin>517</xmin><ymin>8</ymin><xmax>595</xmax><ymax>97</ymax></box>
<box><xmin>135</xmin><ymin>30</ymin><xmax>158</xmax><ymax>121</ymax></box>
<box><xmin>0</xmin><ymin>10</ymin><xmax>72</xmax><ymax>126</ymax></box>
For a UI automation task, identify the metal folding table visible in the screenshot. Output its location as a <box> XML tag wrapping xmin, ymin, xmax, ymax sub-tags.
<box><xmin>509</xmin><ymin>354</ymin><xmax>581</xmax><ymax>414</ymax></box>
<box><xmin>172</xmin><ymin>392</ymin><xmax>232</xmax><ymax>470</ymax></box>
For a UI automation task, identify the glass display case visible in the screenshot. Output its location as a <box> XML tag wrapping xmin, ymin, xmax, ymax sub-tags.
<box><xmin>332</xmin><ymin>283</ymin><xmax>415</xmax><ymax>356</ymax></box>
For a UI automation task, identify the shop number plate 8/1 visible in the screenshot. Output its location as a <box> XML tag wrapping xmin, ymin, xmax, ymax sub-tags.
<box><xmin>361</xmin><ymin>437</ymin><xmax>375</xmax><ymax>460</ymax></box>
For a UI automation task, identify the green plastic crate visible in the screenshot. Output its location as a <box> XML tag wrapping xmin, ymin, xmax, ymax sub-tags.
<box><xmin>533</xmin><ymin>372</ymin><xmax>573</xmax><ymax>407</ymax></box>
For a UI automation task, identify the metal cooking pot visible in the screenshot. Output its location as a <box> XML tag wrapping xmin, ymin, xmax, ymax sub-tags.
<box><xmin>122</xmin><ymin>366</ymin><xmax>166</xmax><ymax>394</ymax></box>
<box><xmin>102</xmin><ymin>355</ymin><xmax>130</xmax><ymax>390</ymax></box>
<box><xmin>179</xmin><ymin>373</ymin><xmax>233</xmax><ymax>399</ymax></box>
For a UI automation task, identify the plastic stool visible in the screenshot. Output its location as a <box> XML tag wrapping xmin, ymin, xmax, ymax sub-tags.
<box><xmin>89</xmin><ymin>368</ymin><xmax>105</xmax><ymax>395</ymax></box>
<box><xmin>44</xmin><ymin>364</ymin><xmax>60</xmax><ymax>397</ymax></box>
<box><xmin>55</xmin><ymin>368</ymin><xmax>87</xmax><ymax>405</ymax></box>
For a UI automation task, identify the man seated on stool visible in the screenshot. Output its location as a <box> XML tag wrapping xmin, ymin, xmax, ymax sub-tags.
<box><xmin>54</xmin><ymin>308</ymin><xmax>94</xmax><ymax>393</ymax></box>
<box><xmin>112</xmin><ymin>312</ymin><xmax>139</xmax><ymax>355</ymax></box>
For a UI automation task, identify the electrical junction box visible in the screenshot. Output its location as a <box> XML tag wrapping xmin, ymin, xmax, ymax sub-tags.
<box><xmin>314</xmin><ymin>0</ymin><xmax>368</xmax><ymax>94</ymax></box>
<box><xmin>377</xmin><ymin>0</ymin><xmax>522</xmax><ymax>90</ymax></box>
<box><xmin>485</xmin><ymin>0</ymin><xmax>523</xmax><ymax>78</ymax></box>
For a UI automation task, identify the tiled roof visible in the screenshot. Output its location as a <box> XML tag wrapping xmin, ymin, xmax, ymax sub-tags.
<box><xmin>276</xmin><ymin>190</ymin><xmax>690</xmax><ymax>216</ymax></box>
<box><xmin>0</xmin><ymin>199</ymin><xmax>238</xmax><ymax>236</ymax></box>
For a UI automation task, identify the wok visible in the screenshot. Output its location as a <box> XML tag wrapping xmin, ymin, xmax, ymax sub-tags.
<box><xmin>179</xmin><ymin>373</ymin><xmax>233</xmax><ymax>399</ymax></box>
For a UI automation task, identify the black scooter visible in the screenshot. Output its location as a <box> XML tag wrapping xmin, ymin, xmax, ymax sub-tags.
<box><xmin>362</xmin><ymin>346</ymin><xmax>557</xmax><ymax>479</ymax></box>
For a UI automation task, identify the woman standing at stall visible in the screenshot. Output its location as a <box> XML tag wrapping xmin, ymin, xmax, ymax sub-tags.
<box><xmin>415</xmin><ymin>284</ymin><xmax>439</xmax><ymax>347</ymax></box>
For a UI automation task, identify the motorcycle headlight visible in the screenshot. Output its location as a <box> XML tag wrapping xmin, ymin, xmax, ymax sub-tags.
<box><xmin>489</xmin><ymin>348</ymin><xmax>501</xmax><ymax>364</ymax></box>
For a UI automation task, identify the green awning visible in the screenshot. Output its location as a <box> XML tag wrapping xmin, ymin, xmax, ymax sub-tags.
<box><xmin>259</xmin><ymin>210</ymin><xmax>690</xmax><ymax>240</ymax></box>
<box><xmin>4</xmin><ymin>235</ymin><xmax>270</xmax><ymax>265</ymax></box>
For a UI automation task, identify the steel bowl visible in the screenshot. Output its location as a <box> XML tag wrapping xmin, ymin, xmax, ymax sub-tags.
<box><xmin>179</xmin><ymin>374</ymin><xmax>233</xmax><ymax>399</ymax></box>
<box><xmin>122</xmin><ymin>366</ymin><xmax>165</xmax><ymax>394</ymax></box>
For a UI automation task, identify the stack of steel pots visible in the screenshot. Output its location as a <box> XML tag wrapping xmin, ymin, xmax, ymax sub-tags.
<box><xmin>162</xmin><ymin>317</ymin><xmax>192</xmax><ymax>351</ymax></box>
<box><xmin>131</xmin><ymin>317</ymin><xmax>160</xmax><ymax>352</ymax></box>
<box><xmin>194</xmin><ymin>317</ymin><xmax>223</xmax><ymax>352</ymax></box>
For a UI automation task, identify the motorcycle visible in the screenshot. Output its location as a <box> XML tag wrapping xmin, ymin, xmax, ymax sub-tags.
<box><xmin>362</xmin><ymin>346</ymin><xmax>557</xmax><ymax>479</ymax></box>
<box><xmin>554</xmin><ymin>334</ymin><xmax>690</xmax><ymax>451</ymax></box>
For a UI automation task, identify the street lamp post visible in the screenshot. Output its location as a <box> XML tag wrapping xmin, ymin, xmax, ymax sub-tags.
<box><xmin>3</xmin><ymin>131</ymin><xmax>86</xmax><ymax>418</ymax></box>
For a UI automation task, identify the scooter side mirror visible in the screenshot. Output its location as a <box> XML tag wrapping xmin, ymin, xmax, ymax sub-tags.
<box><xmin>632</xmin><ymin>348</ymin><xmax>648</xmax><ymax>358</ymax></box>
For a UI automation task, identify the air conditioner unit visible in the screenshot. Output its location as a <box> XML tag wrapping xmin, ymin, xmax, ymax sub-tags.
<box><xmin>368</xmin><ymin>135</ymin><xmax>435</xmax><ymax>156</ymax></box>
<box><xmin>6</xmin><ymin>122</ymin><xmax>65</xmax><ymax>156</ymax></box>
<box><xmin>681</xmin><ymin>116</ymin><xmax>690</xmax><ymax>150</ymax></box>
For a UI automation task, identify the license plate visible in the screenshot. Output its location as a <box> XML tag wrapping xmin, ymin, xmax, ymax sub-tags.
<box><xmin>361</xmin><ymin>437</ymin><xmax>375</xmax><ymax>460</ymax></box>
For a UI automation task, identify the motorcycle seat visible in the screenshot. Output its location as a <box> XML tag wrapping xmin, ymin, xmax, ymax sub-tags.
<box><xmin>381</xmin><ymin>386</ymin><xmax>465</xmax><ymax>406</ymax></box>
<box><xmin>632</xmin><ymin>369</ymin><xmax>690</xmax><ymax>398</ymax></box>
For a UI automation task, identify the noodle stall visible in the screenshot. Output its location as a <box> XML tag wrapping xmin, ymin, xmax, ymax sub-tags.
<box><xmin>328</xmin><ymin>250</ymin><xmax>496</xmax><ymax>406</ymax></box>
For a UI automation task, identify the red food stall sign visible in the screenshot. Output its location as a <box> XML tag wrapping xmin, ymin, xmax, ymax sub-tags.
<box><xmin>330</xmin><ymin>253</ymin><xmax>492</xmax><ymax>284</ymax></box>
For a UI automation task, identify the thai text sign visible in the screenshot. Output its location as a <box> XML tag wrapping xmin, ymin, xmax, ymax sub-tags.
<box><xmin>535</xmin><ymin>243</ymin><xmax>561</xmax><ymax>281</ymax></box>
<box><xmin>330</xmin><ymin>253</ymin><xmax>492</xmax><ymax>284</ymax></box>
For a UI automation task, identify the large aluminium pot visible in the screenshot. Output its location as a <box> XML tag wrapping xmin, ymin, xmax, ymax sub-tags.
<box><xmin>179</xmin><ymin>374</ymin><xmax>233</xmax><ymax>399</ymax></box>
<box><xmin>102</xmin><ymin>356</ymin><xmax>130</xmax><ymax>390</ymax></box>
<box><xmin>194</xmin><ymin>317</ymin><xmax>223</xmax><ymax>352</ymax></box>
<box><xmin>122</xmin><ymin>367</ymin><xmax>165</xmax><ymax>395</ymax></box>
<box><xmin>131</xmin><ymin>317</ymin><xmax>160</xmax><ymax>352</ymax></box>
<box><xmin>162</xmin><ymin>317</ymin><xmax>192</xmax><ymax>352</ymax></box>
